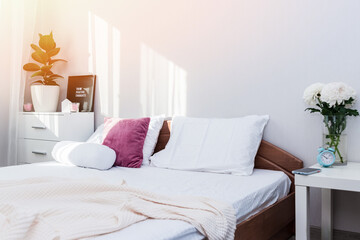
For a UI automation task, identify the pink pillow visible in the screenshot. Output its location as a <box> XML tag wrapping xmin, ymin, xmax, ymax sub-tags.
<box><xmin>103</xmin><ymin>117</ymin><xmax>150</xmax><ymax>168</ymax></box>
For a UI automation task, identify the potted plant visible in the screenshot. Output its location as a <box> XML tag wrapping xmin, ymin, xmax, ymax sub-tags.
<box><xmin>23</xmin><ymin>32</ymin><xmax>67</xmax><ymax>112</ymax></box>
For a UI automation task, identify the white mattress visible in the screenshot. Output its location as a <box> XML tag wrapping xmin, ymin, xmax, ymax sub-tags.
<box><xmin>0</xmin><ymin>163</ymin><xmax>291</xmax><ymax>240</ymax></box>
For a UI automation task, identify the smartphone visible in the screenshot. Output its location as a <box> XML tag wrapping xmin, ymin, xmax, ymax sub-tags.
<box><xmin>292</xmin><ymin>168</ymin><xmax>321</xmax><ymax>175</ymax></box>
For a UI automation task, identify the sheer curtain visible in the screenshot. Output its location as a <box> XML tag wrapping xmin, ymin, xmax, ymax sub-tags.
<box><xmin>0</xmin><ymin>0</ymin><xmax>38</xmax><ymax>166</ymax></box>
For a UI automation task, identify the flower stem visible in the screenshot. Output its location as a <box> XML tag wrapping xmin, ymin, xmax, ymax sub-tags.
<box><xmin>327</xmin><ymin>132</ymin><xmax>343</xmax><ymax>163</ymax></box>
<box><xmin>334</xmin><ymin>135</ymin><xmax>343</xmax><ymax>163</ymax></box>
<box><xmin>324</xmin><ymin>115</ymin><xmax>346</xmax><ymax>164</ymax></box>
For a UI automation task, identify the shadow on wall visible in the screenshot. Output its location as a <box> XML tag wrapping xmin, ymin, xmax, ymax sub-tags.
<box><xmin>88</xmin><ymin>11</ymin><xmax>187</xmax><ymax>123</ymax></box>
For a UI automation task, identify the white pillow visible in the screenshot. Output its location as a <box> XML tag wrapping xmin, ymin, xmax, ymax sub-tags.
<box><xmin>142</xmin><ymin>115</ymin><xmax>165</xmax><ymax>165</ymax></box>
<box><xmin>52</xmin><ymin>141</ymin><xmax>116</xmax><ymax>170</ymax></box>
<box><xmin>86</xmin><ymin>123</ymin><xmax>105</xmax><ymax>144</ymax></box>
<box><xmin>150</xmin><ymin>115</ymin><xmax>269</xmax><ymax>175</ymax></box>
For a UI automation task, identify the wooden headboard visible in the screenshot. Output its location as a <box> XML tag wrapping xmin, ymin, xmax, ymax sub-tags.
<box><xmin>153</xmin><ymin>121</ymin><xmax>303</xmax><ymax>192</ymax></box>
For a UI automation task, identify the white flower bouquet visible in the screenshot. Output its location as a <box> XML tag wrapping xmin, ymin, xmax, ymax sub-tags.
<box><xmin>303</xmin><ymin>82</ymin><xmax>359</xmax><ymax>163</ymax></box>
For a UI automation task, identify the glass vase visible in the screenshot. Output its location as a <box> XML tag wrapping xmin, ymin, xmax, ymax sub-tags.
<box><xmin>322</xmin><ymin>115</ymin><xmax>347</xmax><ymax>165</ymax></box>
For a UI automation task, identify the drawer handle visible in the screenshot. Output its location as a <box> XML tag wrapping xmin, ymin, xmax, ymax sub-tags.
<box><xmin>32</xmin><ymin>151</ymin><xmax>47</xmax><ymax>155</ymax></box>
<box><xmin>32</xmin><ymin>126</ymin><xmax>46</xmax><ymax>129</ymax></box>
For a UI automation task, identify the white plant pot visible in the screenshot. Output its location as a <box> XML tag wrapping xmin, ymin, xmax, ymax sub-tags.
<box><xmin>31</xmin><ymin>85</ymin><xmax>60</xmax><ymax>112</ymax></box>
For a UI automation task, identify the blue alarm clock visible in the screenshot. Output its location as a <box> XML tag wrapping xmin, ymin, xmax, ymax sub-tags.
<box><xmin>317</xmin><ymin>147</ymin><xmax>335</xmax><ymax>167</ymax></box>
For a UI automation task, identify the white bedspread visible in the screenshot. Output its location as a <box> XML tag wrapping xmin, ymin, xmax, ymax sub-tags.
<box><xmin>0</xmin><ymin>178</ymin><xmax>235</xmax><ymax>240</ymax></box>
<box><xmin>0</xmin><ymin>162</ymin><xmax>291</xmax><ymax>240</ymax></box>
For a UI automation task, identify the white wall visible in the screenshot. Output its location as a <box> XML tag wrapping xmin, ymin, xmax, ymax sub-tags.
<box><xmin>33</xmin><ymin>0</ymin><xmax>360</xmax><ymax>232</ymax></box>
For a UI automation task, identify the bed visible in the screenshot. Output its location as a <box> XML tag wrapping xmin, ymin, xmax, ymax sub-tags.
<box><xmin>1</xmin><ymin>120</ymin><xmax>303</xmax><ymax>240</ymax></box>
<box><xmin>154</xmin><ymin>121</ymin><xmax>303</xmax><ymax>240</ymax></box>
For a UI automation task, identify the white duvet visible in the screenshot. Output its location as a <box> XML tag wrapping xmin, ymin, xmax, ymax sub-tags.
<box><xmin>0</xmin><ymin>162</ymin><xmax>291</xmax><ymax>240</ymax></box>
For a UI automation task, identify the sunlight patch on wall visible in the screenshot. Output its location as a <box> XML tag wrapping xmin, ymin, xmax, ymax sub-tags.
<box><xmin>112</xmin><ymin>27</ymin><xmax>121</xmax><ymax>117</ymax></box>
<box><xmin>87</xmin><ymin>11</ymin><xmax>94</xmax><ymax>73</ymax></box>
<box><xmin>94</xmin><ymin>14</ymin><xmax>109</xmax><ymax>115</ymax></box>
<box><xmin>140</xmin><ymin>44</ymin><xmax>187</xmax><ymax>117</ymax></box>
<box><xmin>88</xmin><ymin>12</ymin><xmax>121</xmax><ymax>117</ymax></box>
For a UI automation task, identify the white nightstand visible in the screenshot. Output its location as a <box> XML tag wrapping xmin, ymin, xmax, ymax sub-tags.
<box><xmin>18</xmin><ymin>112</ymin><xmax>94</xmax><ymax>164</ymax></box>
<box><xmin>295</xmin><ymin>162</ymin><xmax>360</xmax><ymax>240</ymax></box>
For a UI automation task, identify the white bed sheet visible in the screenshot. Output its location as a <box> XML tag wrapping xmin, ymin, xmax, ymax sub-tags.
<box><xmin>0</xmin><ymin>162</ymin><xmax>291</xmax><ymax>240</ymax></box>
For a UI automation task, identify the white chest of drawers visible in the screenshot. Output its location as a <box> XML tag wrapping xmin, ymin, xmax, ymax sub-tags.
<box><xmin>18</xmin><ymin>112</ymin><xmax>94</xmax><ymax>164</ymax></box>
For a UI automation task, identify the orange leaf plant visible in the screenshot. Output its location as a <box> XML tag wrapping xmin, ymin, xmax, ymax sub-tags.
<box><xmin>23</xmin><ymin>32</ymin><xmax>67</xmax><ymax>85</ymax></box>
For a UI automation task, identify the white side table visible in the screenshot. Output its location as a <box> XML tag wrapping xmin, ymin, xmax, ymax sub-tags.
<box><xmin>295</xmin><ymin>162</ymin><xmax>360</xmax><ymax>240</ymax></box>
<box><xmin>18</xmin><ymin>112</ymin><xmax>94</xmax><ymax>164</ymax></box>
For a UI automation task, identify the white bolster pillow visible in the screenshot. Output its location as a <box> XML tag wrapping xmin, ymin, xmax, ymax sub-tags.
<box><xmin>52</xmin><ymin>141</ymin><xmax>116</xmax><ymax>170</ymax></box>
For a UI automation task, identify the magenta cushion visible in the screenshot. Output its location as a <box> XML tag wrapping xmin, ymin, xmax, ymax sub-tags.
<box><xmin>103</xmin><ymin>117</ymin><xmax>150</xmax><ymax>168</ymax></box>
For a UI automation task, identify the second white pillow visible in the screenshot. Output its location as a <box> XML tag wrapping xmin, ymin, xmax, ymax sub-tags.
<box><xmin>150</xmin><ymin>115</ymin><xmax>269</xmax><ymax>175</ymax></box>
<box><xmin>142</xmin><ymin>115</ymin><xmax>165</xmax><ymax>165</ymax></box>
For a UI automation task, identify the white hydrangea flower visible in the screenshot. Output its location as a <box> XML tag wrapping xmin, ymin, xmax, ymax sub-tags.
<box><xmin>320</xmin><ymin>82</ymin><xmax>356</xmax><ymax>107</ymax></box>
<box><xmin>303</xmin><ymin>83</ymin><xmax>325</xmax><ymax>106</ymax></box>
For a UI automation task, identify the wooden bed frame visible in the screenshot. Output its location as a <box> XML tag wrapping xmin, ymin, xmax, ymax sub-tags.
<box><xmin>154</xmin><ymin>121</ymin><xmax>303</xmax><ymax>240</ymax></box>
